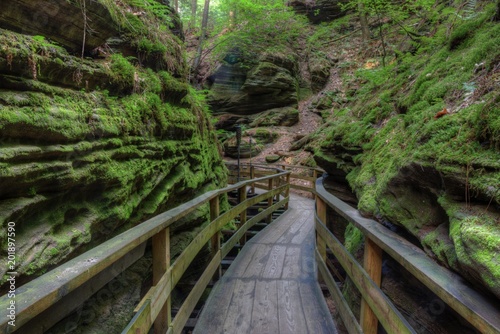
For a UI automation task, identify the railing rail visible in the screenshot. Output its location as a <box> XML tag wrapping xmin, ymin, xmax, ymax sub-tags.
<box><xmin>0</xmin><ymin>164</ymin><xmax>291</xmax><ymax>334</ymax></box>
<box><xmin>314</xmin><ymin>177</ymin><xmax>500</xmax><ymax>334</ymax></box>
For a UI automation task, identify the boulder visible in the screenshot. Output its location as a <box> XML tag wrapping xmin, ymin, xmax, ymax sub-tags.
<box><xmin>265</xmin><ymin>155</ymin><xmax>281</xmax><ymax>163</ymax></box>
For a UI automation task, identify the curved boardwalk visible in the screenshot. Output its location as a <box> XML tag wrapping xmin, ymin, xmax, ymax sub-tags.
<box><xmin>194</xmin><ymin>194</ymin><xmax>337</xmax><ymax>334</ymax></box>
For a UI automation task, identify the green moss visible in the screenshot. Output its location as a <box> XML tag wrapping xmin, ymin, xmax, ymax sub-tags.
<box><xmin>344</xmin><ymin>223</ymin><xmax>364</xmax><ymax>255</ymax></box>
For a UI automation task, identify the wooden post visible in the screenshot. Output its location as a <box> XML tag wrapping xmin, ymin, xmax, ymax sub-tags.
<box><xmin>152</xmin><ymin>227</ymin><xmax>171</xmax><ymax>334</ymax></box>
<box><xmin>239</xmin><ymin>185</ymin><xmax>247</xmax><ymax>245</ymax></box>
<box><xmin>360</xmin><ymin>237</ymin><xmax>383</xmax><ymax>334</ymax></box>
<box><xmin>210</xmin><ymin>196</ymin><xmax>221</xmax><ymax>278</ymax></box>
<box><xmin>312</xmin><ymin>169</ymin><xmax>318</xmax><ymax>199</ymax></box>
<box><xmin>284</xmin><ymin>172</ymin><xmax>290</xmax><ymax>210</ymax></box>
<box><xmin>266</xmin><ymin>177</ymin><xmax>274</xmax><ymax>223</ymax></box>
<box><xmin>250</xmin><ymin>166</ymin><xmax>255</xmax><ymax>194</ymax></box>
<box><xmin>275</xmin><ymin>172</ymin><xmax>280</xmax><ymax>202</ymax></box>
<box><xmin>316</xmin><ymin>197</ymin><xmax>327</xmax><ymax>261</ymax></box>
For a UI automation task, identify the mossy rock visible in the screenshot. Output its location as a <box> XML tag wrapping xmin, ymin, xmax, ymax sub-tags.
<box><xmin>252</xmin><ymin>128</ymin><xmax>279</xmax><ymax>144</ymax></box>
<box><xmin>223</xmin><ymin>136</ymin><xmax>263</xmax><ymax>158</ymax></box>
<box><xmin>265</xmin><ymin>155</ymin><xmax>281</xmax><ymax>163</ymax></box>
<box><xmin>444</xmin><ymin>200</ymin><xmax>500</xmax><ymax>300</ymax></box>
<box><xmin>250</xmin><ymin>107</ymin><xmax>299</xmax><ymax>127</ymax></box>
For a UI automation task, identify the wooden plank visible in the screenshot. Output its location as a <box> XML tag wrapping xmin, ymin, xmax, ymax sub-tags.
<box><xmin>152</xmin><ymin>228</ymin><xmax>171</xmax><ymax>334</ymax></box>
<box><xmin>281</xmin><ymin>246</ymin><xmax>301</xmax><ymax>279</ymax></box>
<box><xmin>316</xmin><ymin>250</ymin><xmax>362</xmax><ymax>334</ymax></box>
<box><xmin>360</xmin><ymin>238</ymin><xmax>383</xmax><ymax>334</ymax></box>
<box><xmin>266</xmin><ymin>178</ymin><xmax>274</xmax><ymax>223</ymax></box>
<box><xmin>171</xmin><ymin>250</ymin><xmax>222</xmax><ymax>334</ymax></box>
<box><xmin>262</xmin><ymin>245</ymin><xmax>287</xmax><ymax>279</ymax></box>
<box><xmin>277</xmin><ymin>280</ymin><xmax>308</xmax><ymax>333</ymax></box>
<box><xmin>315</xmin><ymin>180</ymin><xmax>500</xmax><ymax>334</ymax></box>
<box><xmin>316</xmin><ymin>218</ymin><xmax>415</xmax><ymax>334</ymax></box>
<box><xmin>299</xmin><ymin>280</ymin><xmax>337</xmax><ymax>334</ymax></box>
<box><xmin>316</xmin><ymin>197</ymin><xmax>327</xmax><ymax>261</ymax></box>
<box><xmin>122</xmin><ymin>299</ymin><xmax>152</xmax><ymax>334</ymax></box>
<box><xmin>19</xmin><ymin>242</ymin><xmax>146</xmax><ymax>334</ymax></box>
<box><xmin>238</xmin><ymin>185</ymin><xmax>247</xmax><ymax>245</ymax></box>
<box><xmin>277</xmin><ymin>213</ymin><xmax>309</xmax><ymax>245</ymax></box>
<box><xmin>251</xmin><ymin>280</ymin><xmax>279</xmax><ymax>334</ymax></box>
<box><xmin>242</xmin><ymin>245</ymin><xmax>271</xmax><ymax>278</ymax></box>
<box><xmin>222</xmin><ymin>279</ymin><xmax>255</xmax><ymax>333</ymax></box>
<box><xmin>290</xmin><ymin>173</ymin><xmax>316</xmax><ymax>182</ymax></box>
<box><xmin>284</xmin><ymin>173</ymin><xmax>291</xmax><ymax>210</ymax></box>
<box><xmin>149</xmin><ymin>267</ymin><xmax>173</xmax><ymax>324</ymax></box>
<box><xmin>290</xmin><ymin>183</ymin><xmax>315</xmax><ymax>193</ymax></box>
<box><xmin>191</xmin><ymin>278</ymin><xmax>237</xmax><ymax>334</ymax></box>
<box><xmin>210</xmin><ymin>196</ymin><xmax>221</xmax><ymax>279</ymax></box>
<box><xmin>290</xmin><ymin>215</ymin><xmax>314</xmax><ymax>245</ymax></box>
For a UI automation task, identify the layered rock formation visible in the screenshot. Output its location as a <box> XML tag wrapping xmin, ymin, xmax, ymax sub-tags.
<box><xmin>0</xmin><ymin>1</ymin><xmax>226</xmax><ymax>329</ymax></box>
<box><xmin>288</xmin><ymin>0</ymin><xmax>349</xmax><ymax>24</ymax></box>
<box><xmin>207</xmin><ymin>52</ymin><xmax>298</xmax><ymax>115</ymax></box>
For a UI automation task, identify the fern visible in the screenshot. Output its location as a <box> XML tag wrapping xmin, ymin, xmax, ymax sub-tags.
<box><xmin>458</xmin><ymin>0</ymin><xmax>478</xmax><ymax>20</ymax></box>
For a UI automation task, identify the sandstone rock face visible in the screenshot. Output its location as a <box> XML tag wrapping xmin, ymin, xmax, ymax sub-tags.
<box><xmin>0</xmin><ymin>0</ymin><xmax>119</xmax><ymax>52</ymax></box>
<box><xmin>0</xmin><ymin>2</ymin><xmax>226</xmax><ymax>330</ymax></box>
<box><xmin>308</xmin><ymin>55</ymin><xmax>332</xmax><ymax>92</ymax></box>
<box><xmin>208</xmin><ymin>53</ymin><xmax>298</xmax><ymax>115</ymax></box>
<box><xmin>288</xmin><ymin>0</ymin><xmax>349</xmax><ymax>24</ymax></box>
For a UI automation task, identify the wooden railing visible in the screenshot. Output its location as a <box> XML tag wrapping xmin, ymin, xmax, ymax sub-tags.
<box><xmin>228</xmin><ymin>162</ymin><xmax>323</xmax><ymax>195</ymax></box>
<box><xmin>314</xmin><ymin>178</ymin><xmax>500</xmax><ymax>334</ymax></box>
<box><xmin>0</xmin><ymin>164</ymin><xmax>290</xmax><ymax>334</ymax></box>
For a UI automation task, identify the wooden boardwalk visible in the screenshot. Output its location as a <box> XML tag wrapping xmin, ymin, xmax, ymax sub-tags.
<box><xmin>194</xmin><ymin>194</ymin><xmax>337</xmax><ymax>334</ymax></box>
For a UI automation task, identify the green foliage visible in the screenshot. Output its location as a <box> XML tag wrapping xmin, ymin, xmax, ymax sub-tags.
<box><xmin>208</xmin><ymin>0</ymin><xmax>308</xmax><ymax>64</ymax></box>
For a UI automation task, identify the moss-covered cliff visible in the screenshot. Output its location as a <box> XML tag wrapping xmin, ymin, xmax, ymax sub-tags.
<box><xmin>0</xmin><ymin>0</ymin><xmax>226</xmax><ymax>291</ymax></box>
<box><xmin>307</xmin><ymin>1</ymin><xmax>500</xmax><ymax>303</ymax></box>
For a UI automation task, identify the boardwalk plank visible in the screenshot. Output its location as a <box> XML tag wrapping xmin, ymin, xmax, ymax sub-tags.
<box><xmin>278</xmin><ymin>280</ymin><xmax>308</xmax><ymax>333</ymax></box>
<box><xmin>300</xmin><ymin>281</ymin><xmax>337</xmax><ymax>334</ymax></box>
<box><xmin>281</xmin><ymin>246</ymin><xmax>301</xmax><ymax>279</ymax></box>
<box><xmin>276</xmin><ymin>214</ymin><xmax>309</xmax><ymax>244</ymax></box>
<box><xmin>192</xmin><ymin>277</ymin><xmax>237</xmax><ymax>333</ymax></box>
<box><xmin>242</xmin><ymin>245</ymin><xmax>271</xmax><ymax>278</ymax></box>
<box><xmin>251</xmin><ymin>279</ymin><xmax>279</xmax><ymax>334</ymax></box>
<box><xmin>291</xmin><ymin>213</ymin><xmax>315</xmax><ymax>245</ymax></box>
<box><xmin>262</xmin><ymin>245</ymin><xmax>287</xmax><ymax>279</ymax></box>
<box><xmin>229</xmin><ymin>243</ymin><xmax>259</xmax><ymax>277</ymax></box>
<box><xmin>223</xmin><ymin>279</ymin><xmax>255</xmax><ymax>333</ymax></box>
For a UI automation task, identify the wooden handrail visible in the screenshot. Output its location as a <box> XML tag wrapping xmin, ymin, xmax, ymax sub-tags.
<box><xmin>0</xmin><ymin>165</ymin><xmax>290</xmax><ymax>334</ymax></box>
<box><xmin>314</xmin><ymin>177</ymin><xmax>500</xmax><ymax>334</ymax></box>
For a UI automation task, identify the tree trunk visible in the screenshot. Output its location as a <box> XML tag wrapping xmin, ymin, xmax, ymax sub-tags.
<box><xmin>358</xmin><ymin>2</ymin><xmax>370</xmax><ymax>44</ymax></box>
<box><xmin>190</xmin><ymin>0</ymin><xmax>197</xmax><ymax>29</ymax></box>
<box><xmin>229</xmin><ymin>10</ymin><xmax>235</xmax><ymax>29</ymax></box>
<box><xmin>495</xmin><ymin>0</ymin><xmax>500</xmax><ymax>21</ymax></box>
<box><xmin>192</xmin><ymin>0</ymin><xmax>210</xmax><ymax>80</ymax></box>
<box><xmin>173</xmin><ymin>0</ymin><xmax>178</xmax><ymax>12</ymax></box>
